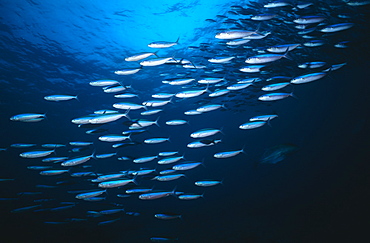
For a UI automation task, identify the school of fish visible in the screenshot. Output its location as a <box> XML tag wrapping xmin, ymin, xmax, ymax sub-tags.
<box><xmin>2</xmin><ymin>0</ymin><xmax>368</xmax><ymax>241</ymax></box>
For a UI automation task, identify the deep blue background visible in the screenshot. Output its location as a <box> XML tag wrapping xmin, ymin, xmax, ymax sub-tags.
<box><xmin>1</xmin><ymin>0</ymin><xmax>369</xmax><ymax>242</ymax></box>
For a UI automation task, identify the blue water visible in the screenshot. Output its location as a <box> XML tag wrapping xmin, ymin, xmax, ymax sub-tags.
<box><xmin>1</xmin><ymin>0</ymin><xmax>370</xmax><ymax>242</ymax></box>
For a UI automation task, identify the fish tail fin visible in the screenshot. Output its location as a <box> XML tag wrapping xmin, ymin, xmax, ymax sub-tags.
<box><xmin>290</xmin><ymin>92</ymin><xmax>298</xmax><ymax>99</ymax></box>
<box><xmin>132</xmin><ymin>175</ymin><xmax>139</xmax><ymax>185</ymax></box>
<box><xmin>153</xmin><ymin>51</ymin><xmax>159</xmax><ymax>58</ymax></box>
<box><xmin>124</xmin><ymin>108</ymin><xmax>131</xmax><ymax>121</ymax></box>
<box><xmin>267</xmin><ymin>118</ymin><xmax>272</xmax><ymax>127</ymax></box>
<box><xmin>175</xmin><ymin>36</ymin><xmax>180</xmax><ymax>44</ymax></box>
<box><xmin>155</xmin><ymin>116</ymin><xmax>160</xmax><ymax>127</ymax></box>
<box><xmin>171</xmin><ymin>186</ymin><xmax>177</xmax><ymax>195</ymax></box>
<box><xmin>201</xmin><ymin>158</ymin><xmax>206</xmax><ymax>168</ymax></box>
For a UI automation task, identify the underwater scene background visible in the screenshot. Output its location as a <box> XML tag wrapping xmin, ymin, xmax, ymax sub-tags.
<box><xmin>0</xmin><ymin>0</ymin><xmax>369</xmax><ymax>242</ymax></box>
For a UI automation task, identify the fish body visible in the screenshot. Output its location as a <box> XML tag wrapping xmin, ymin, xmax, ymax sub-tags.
<box><xmin>89</xmin><ymin>80</ymin><xmax>119</xmax><ymax>86</ymax></box>
<box><xmin>154</xmin><ymin>213</ymin><xmax>182</xmax><ymax>220</ymax></box>
<box><xmin>133</xmin><ymin>156</ymin><xmax>158</xmax><ymax>163</ymax></box>
<box><xmin>99</xmin><ymin>135</ymin><xmax>130</xmax><ymax>142</ymax></box>
<box><xmin>44</xmin><ymin>95</ymin><xmax>77</xmax><ymax>101</ymax></box>
<box><xmin>142</xmin><ymin>99</ymin><xmax>172</xmax><ymax>107</ymax></box>
<box><xmin>76</xmin><ymin>190</ymin><xmax>106</xmax><ymax>199</ymax></box>
<box><xmin>140</xmin><ymin>57</ymin><xmax>174</xmax><ymax>66</ymax></box>
<box><xmin>294</xmin><ymin>15</ymin><xmax>326</xmax><ymax>24</ymax></box>
<box><xmin>155</xmin><ymin>174</ymin><xmax>185</xmax><ymax>181</ymax></box>
<box><xmin>214</xmin><ymin>149</ymin><xmax>245</xmax><ymax>158</ymax></box>
<box><xmin>165</xmin><ymin>119</ymin><xmax>188</xmax><ymax>125</ymax></box>
<box><xmin>113</xmin><ymin>102</ymin><xmax>146</xmax><ymax>110</ymax></box>
<box><xmin>298</xmin><ymin>61</ymin><xmax>326</xmax><ymax>69</ymax></box>
<box><xmin>20</xmin><ymin>150</ymin><xmax>54</xmax><ymax>159</ymax></box>
<box><xmin>320</xmin><ymin>23</ymin><xmax>354</xmax><ymax>33</ymax></box>
<box><xmin>125</xmin><ymin>52</ymin><xmax>157</xmax><ymax>61</ymax></box>
<box><xmin>152</xmin><ymin>93</ymin><xmax>174</xmax><ymax>99</ymax></box>
<box><xmin>209</xmin><ymin>89</ymin><xmax>229</xmax><ymax>97</ymax></box>
<box><xmin>208</xmin><ymin>56</ymin><xmax>235</xmax><ymax>63</ymax></box>
<box><xmin>215</xmin><ymin>30</ymin><xmax>256</xmax><ymax>39</ymax></box>
<box><xmin>10</xmin><ymin>113</ymin><xmax>45</xmax><ymax>122</ymax></box>
<box><xmin>173</xmin><ymin>162</ymin><xmax>201</xmax><ymax>171</ymax></box>
<box><xmin>239</xmin><ymin>121</ymin><xmax>266</xmax><ymax>129</ymax></box>
<box><xmin>61</xmin><ymin>155</ymin><xmax>93</xmax><ymax>167</ymax></box>
<box><xmin>178</xmin><ymin>194</ymin><xmax>203</xmax><ymax>200</ymax></box>
<box><xmin>114</xmin><ymin>68</ymin><xmax>141</xmax><ymax>75</ymax></box>
<box><xmin>139</xmin><ymin>190</ymin><xmax>175</xmax><ymax>200</ymax></box>
<box><xmin>144</xmin><ymin>138</ymin><xmax>170</xmax><ymax>144</ymax></box>
<box><xmin>88</xmin><ymin>113</ymin><xmax>128</xmax><ymax>124</ymax></box>
<box><xmin>291</xmin><ymin>72</ymin><xmax>327</xmax><ymax>84</ymax></box>
<box><xmin>249</xmin><ymin>114</ymin><xmax>278</xmax><ymax>122</ymax></box>
<box><xmin>158</xmin><ymin>156</ymin><xmax>184</xmax><ymax>165</ymax></box>
<box><xmin>267</xmin><ymin>44</ymin><xmax>300</xmax><ymax>53</ymax></box>
<box><xmin>195</xmin><ymin>180</ymin><xmax>222</xmax><ymax>187</ymax></box>
<box><xmin>227</xmin><ymin>83</ymin><xmax>253</xmax><ymax>90</ymax></box>
<box><xmin>148</xmin><ymin>38</ymin><xmax>179</xmax><ymax>48</ymax></box>
<box><xmin>39</xmin><ymin>170</ymin><xmax>69</xmax><ymax>176</ymax></box>
<box><xmin>258</xmin><ymin>93</ymin><xmax>294</xmax><ymax>101</ymax></box>
<box><xmin>141</xmin><ymin>109</ymin><xmax>162</xmax><ymax>115</ymax></box>
<box><xmin>196</xmin><ymin>104</ymin><xmax>223</xmax><ymax>113</ymax></box>
<box><xmin>191</xmin><ymin>128</ymin><xmax>221</xmax><ymax>138</ymax></box>
<box><xmin>261</xmin><ymin>82</ymin><xmax>290</xmax><ymax>91</ymax></box>
<box><xmin>98</xmin><ymin>179</ymin><xmax>135</xmax><ymax>188</ymax></box>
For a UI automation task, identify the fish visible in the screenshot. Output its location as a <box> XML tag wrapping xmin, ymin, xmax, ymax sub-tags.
<box><xmin>320</xmin><ymin>23</ymin><xmax>354</xmax><ymax>33</ymax></box>
<box><xmin>144</xmin><ymin>138</ymin><xmax>170</xmax><ymax>144</ymax></box>
<box><xmin>190</xmin><ymin>128</ymin><xmax>222</xmax><ymax>138</ymax></box>
<box><xmin>154</xmin><ymin>213</ymin><xmax>182</xmax><ymax>220</ymax></box>
<box><xmin>165</xmin><ymin>119</ymin><xmax>188</xmax><ymax>125</ymax></box>
<box><xmin>98</xmin><ymin>178</ymin><xmax>136</xmax><ymax>188</ymax></box>
<box><xmin>258</xmin><ymin>92</ymin><xmax>295</xmax><ymax>101</ymax></box>
<box><xmin>261</xmin><ymin>82</ymin><xmax>290</xmax><ymax>91</ymax></box>
<box><xmin>98</xmin><ymin>134</ymin><xmax>131</xmax><ymax>142</ymax></box>
<box><xmin>172</xmin><ymin>162</ymin><xmax>202</xmax><ymax>171</ymax></box>
<box><xmin>75</xmin><ymin>190</ymin><xmax>106</xmax><ymax>199</ymax></box>
<box><xmin>214</xmin><ymin>148</ymin><xmax>245</xmax><ymax>158</ymax></box>
<box><xmin>290</xmin><ymin>72</ymin><xmax>327</xmax><ymax>84</ymax></box>
<box><xmin>125</xmin><ymin>52</ymin><xmax>158</xmax><ymax>61</ymax></box>
<box><xmin>39</xmin><ymin>170</ymin><xmax>69</xmax><ymax>176</ymax></box>
<box><xmin>139</xmin><ymin>189</ymin><xmax>176</xmax><ymax>200</ymax></box>
<box><xmin>89</xmin><ymin>80</ymin><xmax>120</xmax><ymax>86</ymax></box>
<box><xmin>148</xmin><ymin>37</ymin><xmax>179</xmax><ymax>48</ymax></box>
<box><xmin>44</xmin><ymin>95</ymin><xmax>78</xmax><ymax>101</ymax></box>
<box><xmin>195</xmin><ymin>180</ymin><xmax>222</xmax><ymax>187</ymax></box>
<box><xmin>215</xmin><ymin>30</ymin><xmax>258</xmax><ymax>39</ymax></box>
<box><xmin>114</xmin><ymin>68</ymin><xmax>141</xmax><ymax>75</ymax></box>
<box><xmin>178</xmin><ymin>194</ymin><xmax>204</xmax><ymax>200</ymax></box>
<box><xmin>133</xmin><ymin>156</ymin><xmax>158</xmax><ymax>163</ymax></box>
<box><xmin>239</xmin><ymin>121</ymin><xmax>267</xmax><ymax>130</ymax></box>
<box><xmin>142</xmin><ymin>99</ymin><xmax>172</xmax><ymax>107</ymax></box>
<box><xmin>260</xmin><ymin>144</ymin><xmax>298</xmax><ymax>164</ymax></box>
<box><xmin>10</xmin><ymin>113</ymin><xmax>46</xmax><ymax>122</ymax></box>
<box><xmin>113</xmin><ymin>102</ymin><xmax>146</xmax><ymax>110</ymax></box>
<box><xmin>154</xmin><ymin>174</ymin><xmax>185</xmax><ymax>181</ymax></box>
<box><xmin>140</xmin><ymin>57</ymin><xmax>174</xmax><ymax>66</ymax></box>
<box><xmin>20</xmin><ymin>150</ymin><xmax>54</xmax><ymax>159</ymax></box>
<box><xmin>157</xmin><ymin>155</ymin><xmax>185</xmax><ymax>165</ymax></box>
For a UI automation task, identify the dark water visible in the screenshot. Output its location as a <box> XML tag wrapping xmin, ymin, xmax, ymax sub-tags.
<box><xmin>1</xmin><ymin>0</ymin><xmax>370</xmax><ymax>242</ymax></box>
